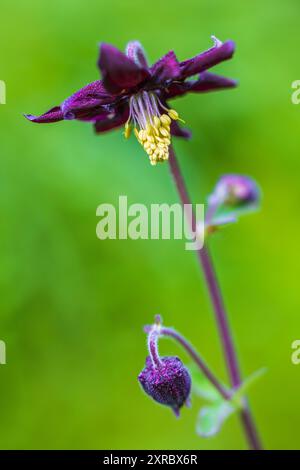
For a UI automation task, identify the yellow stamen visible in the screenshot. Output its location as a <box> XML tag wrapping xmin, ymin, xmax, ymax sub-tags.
<box><xmin>160</xmin><ymin>114</ymin><xmax>171</xmax><ymax>125</ymax></box>
<box><xmin>153</xmin><ymin>116</ymin><xmax>161</xmax><ymax>128</ymax></box>
<box><xmin>160</xmin><ymin>127</ymin><xmax>169</xmax><ymax>137</ymax></box>
<box><xmin>168</xmin><ymin>109</ymin><xmax>185</xmax><ymax>123</ymax></box>
<box><xmin>124</xmin><ymin>97</ymin><xmax>184</xmax><ymax>166</ymax></box>
<box><xmin>124</xmin><ymin>121</ymin><xmax>131</xmax><ymax>139</ymax></box>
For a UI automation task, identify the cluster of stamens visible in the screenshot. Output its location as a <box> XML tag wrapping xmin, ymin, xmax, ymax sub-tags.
<box><xmin>124</xmin><ymin>91</ymin><xmax>184</xmax><ymax>166</ymax></box>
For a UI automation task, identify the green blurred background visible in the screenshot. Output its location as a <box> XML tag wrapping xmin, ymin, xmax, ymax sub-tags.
<box><xmin>0</xmin><ymin>0</ymin><xmax>299</xmax><ymax>450</ymax></box>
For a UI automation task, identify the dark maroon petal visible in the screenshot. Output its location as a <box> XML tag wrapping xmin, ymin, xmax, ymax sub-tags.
<box><xmin>24</xmin><ymin>106</ymin><xmax>63</xmax><ymax>123</ymax></box>
<box><xmin>77</xmin><ymin>110</ymin><xmax>111</xmax><ymax>122</ymax></box>
<box><xmin>162</xmin><ymin>72</ymin><xmax>236</xmax><ymax>101</ymax></box>
<box><xmin>170</xmin><ymin>121</ymin><xmax>192</xmax><ymax>139</ymax></box>
<box><xmin>126</xmin><ymin>41</ymin><xmax>148</xmax><ymax>68</ymax></box>
<box><xmin>94</xmin><ymin>104</ymin><xmax>129</xmax><ymax>134</ymax></box>
<box><xmin>98</xmin><ymin>43</ymin><xmax>150</xmax><ymax>93</ymax></box>
<box><xmin>163</xmin><ymin>81</ymin><xmax>192</xmax><ymax>100</ymax></box>
<box><xmin>180</xmin><ymin>40</ymin><xmax>235</xmax><ymax>78</ymax></box>
<box><xmin>151</xmin><ymin>51</ymin><xmax>181</xmax><ymax>83</ymax></box>
<box><xmin>189</xmin><ymin>72</ymin><xmax>237</xmax><ymax>92</ymax></box>
<box><xmin>62</xmin><ymin>80</ymin><xmax>115</xmax><ymax>117</ymax></box>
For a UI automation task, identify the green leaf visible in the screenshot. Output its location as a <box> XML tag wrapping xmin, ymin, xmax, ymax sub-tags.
<box><xmin>196</xmin><ymin>401</ymin><xmax>235</xmax><ymax>438</ymax></box>
<box><xmin>231</xmin><ymin>368</ymin><xmax>267</xmax><ymax>408</ymax></box>
<box><xmin>190</xmin><ymin>364</ymin><xmax>235</xmax><ymax>437</ymax></box>
<box><xmin>191</xmin><ymin>365</ymin><xmax>266</xmax><ymax>438</ymax></box>
<box><xmin>189</xmin><ymin>363</ymin><xmax>224</xmax><ymax>402</ymax></box>
<box><xmin>211</xmin><ymin>202</ymin><xmax>259</xmax><ymax>228</ymax></box>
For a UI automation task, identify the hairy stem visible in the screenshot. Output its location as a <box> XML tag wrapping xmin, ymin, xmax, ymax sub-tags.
<box><xmin>168</xmin><ymin>145</ymin><xmax>262</xmax><ymax>450</ymax></box>
<box><xmin>148</xmin><ymin>330</ymin><xmax>162</xmax><ymax>367</ymax></box>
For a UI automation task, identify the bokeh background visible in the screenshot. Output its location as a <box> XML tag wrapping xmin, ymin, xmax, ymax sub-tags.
<box><xmin>0</xmin><ymin>0</ymin><xmax>299</xmax><ymax>450</ymax></box>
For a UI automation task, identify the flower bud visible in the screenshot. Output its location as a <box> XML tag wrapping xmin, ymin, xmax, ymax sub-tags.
<box><xmin>210</xmin><ymin>174</ymin><xmax>260</xmax><ymax>208</ymax></box>
<box><xmin>138</xmin><ymin>355</ymin><xmax>191</xmax><ymax>417</ymax></box>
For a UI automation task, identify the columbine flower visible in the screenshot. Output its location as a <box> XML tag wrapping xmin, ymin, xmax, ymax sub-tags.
<box><xmin>138</xmin><ymin>315</ymin><xmax>191</xmax><ymax>416</ymax></box>
<box><xmin>25</xmin><ymin>37</ymin><xmax>236</xmax><ymax>165</ymax></box>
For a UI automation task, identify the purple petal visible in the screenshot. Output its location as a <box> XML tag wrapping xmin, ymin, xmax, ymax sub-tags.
<box><xmin>170</xmin><ymin>121</ymin><xmax>192</xmax><ymax>139</ymax></box>
<box><xmin>62</xmin><ymin>80</ymin><xmax>114</xmax><ymax>117</ymax></box>
<box><xmin>151</xmin><ymin>51</ymin><xmax>181</xmax><ymax>83</ymax></box>
<box><xmin>77</xmin><ymin>111</ymin><xmax>112</xmax><ymax>123</ymax></box>
<box><xmin>94</xmin><ymin>104</ymin><xmax>129</xmax><ymax>133</ymax></box>
<box><xmin>162</xmin><ymin>72</ymin><xmax>236</xmax><ymax>101</ymax></box>
<box><xmin>25</xmin><ymin>81</ymin><xmax>116</xmax><ymax>124</ymax></box>
<box><xmin>126</xmin><ymin>41</ymin><xmax>148</xmax><ymax>68</ymax></box>
<box><xmin>180</xmin><ymin>40</ymin><xmax>235</xmax><ymax>78</ymax></box>
<box><xmin>98</xmin><ymin>43</ymin><xmax>150</xmax><ymax>93</ymax></box>
<box><xmin>189</xmin><ymin>72</ymin><xmax>237</xmax><ymax>92</ymax></box>
<box><xmin>163</xmin><ymin>81</ymin><xmax>191</xmax><ymax>100</ymax></box>
<box><xmin>24</xmin><ymin>106</ymin><xmax>64</xmax><ymax>123</ymax></box>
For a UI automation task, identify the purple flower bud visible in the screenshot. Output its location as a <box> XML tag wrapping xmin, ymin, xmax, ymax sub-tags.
<box><xmin>210</xmin><ymin>174</ymin><xmax>260</xmax><ymax>208</ymax></box>
<box><xmin>138</xmin><ymin>355</ymin><xmax>191</xmax><ymax>417</ymax></box>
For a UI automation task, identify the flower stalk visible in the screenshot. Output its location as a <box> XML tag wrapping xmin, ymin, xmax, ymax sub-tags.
<box><xmin>158</xmin><ymin>325</ymin><xmax>231</xmax><ymax>401</ymax></box>
<box><xmin>168</xmin><ymin>145</ymin><xmax>262</xmax><ymax>450</ymax></box>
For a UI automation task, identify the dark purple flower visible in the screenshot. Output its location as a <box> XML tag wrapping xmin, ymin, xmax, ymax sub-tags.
<box><xmin>138</xmin><ymin>356</ymin><xmax>191</xmax><ymax>417</ymax></box>
<box><xmin>25</xmin><ymin>37</ymin><xmax>236</xmax><ymax>165</ymax></box>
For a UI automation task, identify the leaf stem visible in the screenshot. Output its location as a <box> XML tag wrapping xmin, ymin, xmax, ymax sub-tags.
<box><xmin>168</xmin><ymin>145</ymin><xmax>262</xmax><ymax>450</ymax></box>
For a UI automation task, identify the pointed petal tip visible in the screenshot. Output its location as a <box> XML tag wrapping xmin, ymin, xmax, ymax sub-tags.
<box><xmin>172</xmin><ymin>407</ymin><xmax>180</xmax><ymax>418</ymax></box>
<box><xmin>180</xmin><ymin>38</ymin><xmax>236</xmax><ymax>78</ymax></box>
<box><xmin>210</xmin><ymin>36</ymin><xmax>235</xmax><ymax>51</ymax></box>
<box><xmin>185</xmin><ymin>397</ymin><xmax>192</xmax><ymax>408</ymax></box>
<box><xmin>222</xmin><ymin>39</ymin><xmax>236</xmax><ymax>56</ymax></box>
<box><xmin>211</xmin><ymin>35</ymin><xmax>223</xmax><ymax>47</ymax></box>
<box><xmin>24</xmin><ymin>113</ymin><xmax>36</xmax><ymax>122</ymax></box>
<box><xmin>126</xmin><ymin>40</ymin><xmax>148</xmax><ymax>68</ymax></box>
<box><xmin>23</xmin><ymin>106</ymin><xmax>64</xmax><ymax>124</ymax></box>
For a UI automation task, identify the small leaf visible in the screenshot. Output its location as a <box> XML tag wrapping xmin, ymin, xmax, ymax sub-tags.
<box><xmin>189</xmin><ymin>363</ymin><xmax>224</xmax><ymax>402</ymax></box>
<box><xmin>192</xmin><ymin>366</ymin><xmax>266</xmax><ymax>438</ymax></box>
<box><xmin>210</xmin><ymin>214</ymin><xmax>237</xmax><ymax>227</ymax></box>
<box><xmin>231</xmin><ymin>368</ymin><xmax>267</xmax><ymax>407</ymax></box>
<box><xmin>210</xmin><ymin>202</ymin><xmax>259</xmax><ymax>228</ymax></box>
<box><xmin>196</xmin><ymin>401</ymin><xmax>235</xmax><ymax>437</ymax></box>
<box><xmin>204</xmin><ymin>215</ymin><xmax>237</xmax><ymax>235</ymax></box>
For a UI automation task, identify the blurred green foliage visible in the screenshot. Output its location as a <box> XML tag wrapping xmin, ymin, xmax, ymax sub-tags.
<box><xmin>0</xmin><ymin>0</ymin><xmax>299</xmax><ymax>450</ymax></box>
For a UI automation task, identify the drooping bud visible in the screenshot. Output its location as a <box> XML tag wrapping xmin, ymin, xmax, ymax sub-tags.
<box><xmin>138</xmin><ymin>355</ymin><xmax>191</xmax><ymax>417</ymax></box>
